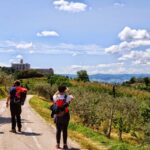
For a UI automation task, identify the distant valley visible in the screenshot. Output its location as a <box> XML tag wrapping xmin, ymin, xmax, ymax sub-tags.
<box><xmin>62</xmin><ymin>74</ymin><xmax>150</xmax><ymax>83</ymax></box>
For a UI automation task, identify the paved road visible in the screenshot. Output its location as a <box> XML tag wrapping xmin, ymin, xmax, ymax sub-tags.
<box><xmin>0</xmin><ymin>96</ymin><xmax>81</xmax><ymax>150</ymax></box>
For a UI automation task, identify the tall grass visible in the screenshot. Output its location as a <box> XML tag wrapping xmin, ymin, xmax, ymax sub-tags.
<box><xmin>0</xmin><ymin>86</ymin><xmax>7</xmax><ymax>99</ymax></box>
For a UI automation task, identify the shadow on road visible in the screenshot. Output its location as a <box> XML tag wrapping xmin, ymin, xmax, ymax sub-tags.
<box><xmin>69</xmin><ymin>148</ymin><xmax>81</xmax><ymax>150</ymax></box>
<box><xmin>0</xmin><ymin>117</ymin><xmax>33</xmax><ymax>124</ymax></box>
<box><xmin>19</xmin><ymin>131</ymin><xmax>42</xmax><ymax>136</ymax></box>
<box><xmin>0</xmin><ymin>117</ymin><xmax>11</xmax><ymax>125</ymax></box>
<box><xmin>22</xmin><ymin>119</ymin><xmax>33</xmax><ymax>124</ymax></box>
<box><xmin>58</xmin><ymin>148</ymin><xmax>81</xmax><ymax>150</ymax></box>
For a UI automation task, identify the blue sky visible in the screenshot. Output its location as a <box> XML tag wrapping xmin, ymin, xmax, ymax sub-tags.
<box><xmin>0</xmin><ymin>0</ymin><xmax>150</xmax><ymax>74</ymax></box>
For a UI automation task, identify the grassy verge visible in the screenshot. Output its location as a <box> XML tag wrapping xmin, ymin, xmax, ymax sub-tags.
<box><xmin>29</xmin><ymin>96</ymin><xmax>149</xmax><ymax>150</ymax></box>
<box><xmin>0</xmin><ymin>87</ymin><xmax>7</xmax><ymax>99</ymax></box>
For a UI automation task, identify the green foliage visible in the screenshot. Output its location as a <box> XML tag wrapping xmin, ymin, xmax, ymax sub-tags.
<box><xmin>0</xmin><ymin>87</ymin><xmax>7</xmax><ymax>99</ymax></box>
<box><xmin>0</xmin><ymin>67</ymin><xmax>15</xmax><ymax>74</ymax></box>
<box><xmin>143</xmin><ymin>77</ymin><xmax>150</xmax><ymax>86</ymax></box>
<box><xmin>122</xmin><ymin>77</ymin><xmax>150</xmax><ymax>92</ymax></box>
<box><xmin>47</xmin><ymin>74</ymin><xmax>71</xmax><ymax>87</ymax></box>
<box><xmin>76</xmin><ymin>70</ymin><xmax>89</xmax><ymax>82</ymax></box>
<box><xmin>130</xmin><ymin>77</ymin><xmax>137</xmax><ymax>84</ymax></box>
<box><xmin>33</xmin><ymin>82</ymin><xmax>57</xmax><ymax>99</ymax></box>
<box><xmin>69</xmin><ymin>81</ymin><xmax>150</xmax><ymax>145</ymax></box>
<box><xmin>0</xmin><ymin>70</ymin><xmax>14</xmax><ymax>91</ymax></box>
<box><xmin>14</xmin><ymin>70</ymin><xmax>44</xmax><ymax>79</ymax></box>
<box><xmin>111</xmin><ymin>143</ymin><xmax>130</xmax><ymax>150</ymax></box>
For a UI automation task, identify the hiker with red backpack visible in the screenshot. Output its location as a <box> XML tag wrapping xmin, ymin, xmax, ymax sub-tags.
<box><xmin>52</xmin><ymin>85</ymin><xmax>74</xmax><ymax>149</ymax></box>
<box><xmin>6</xmin><ymin>80</ymin><xmax>27</xmax><ymax>133</ymax></box>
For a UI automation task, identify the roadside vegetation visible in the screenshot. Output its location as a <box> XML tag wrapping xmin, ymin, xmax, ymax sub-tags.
<box><xmin>30</xmin><ymin>96</ymin><xmax>149</xmax><ymax>150</ymax></box>
<box><xmin>0</xmin><ymin>69</ymin><xmax>14</xmax><ymax>99</ymax></box>
<box><xmin>122</xmin><ymin>76</ymin><xmax>150</xmax><ymax>92</ymax></box>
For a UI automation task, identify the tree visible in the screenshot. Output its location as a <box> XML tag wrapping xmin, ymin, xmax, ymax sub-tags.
<box><xmin>129</xmin><ymin>77</ymin><xmax>137</xmax><ymax>84</ymax></box>
<box><xmin>114</xmin><ymin>97</ymin><xmax>140</xmax><ymax>141</ymax></box>
<box><xmin>0</xmin><ymin>71</ymin><xmax>13</xmax><ymax>90</ymax></box>
<box><xmin>14</xmin><ymin>70</ymin><xmax>43</xmax><ymax>79</ymax></box>
<box><xmin>76</xmin><ymin>70</ymin><xmax>89</xmax><ymax>82</ymax></box>
<box><xmin>143</xmin><ymin>77</ymin><xmax>150</xmax><ymax>86</ymax></box>
<box><xmin>106</xmin><ymin>85</ymin><xmax>117</xmax><ymax>138</ymax></box>
<box><xmin>47</xmin><ymin>74</ymin><xmax>71</xmax><ymax>87</ymax></box>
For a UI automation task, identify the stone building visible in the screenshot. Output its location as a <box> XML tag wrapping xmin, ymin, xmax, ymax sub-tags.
<box><xmin>11</xmin><ymin>59</ymin><xmax>54</xmax><ymax>74</ymax></box>
<box><xmin>11</xmin><ymin>59</ymin><xmax>30</xmax><ymax>71</ymax></box>
<box><xmin>35</xmin><ymin>68</ymin><xmax>54</xmax><ymax>74</ymax></box>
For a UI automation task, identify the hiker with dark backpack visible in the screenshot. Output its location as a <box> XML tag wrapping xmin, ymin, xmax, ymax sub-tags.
<box><xmin>52</xmin><ymin>85</ymin><xmax>74</xmax><ymax>149</ymax></box>
<box><xmin>6</xmin><ymin>80</ymin><xmax>27</xmax><ymax>133</ymax></box>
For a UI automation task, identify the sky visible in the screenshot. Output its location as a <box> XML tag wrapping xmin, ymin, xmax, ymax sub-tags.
<box><xmin>0</xmin><ymin>0</ymin><xmax>150</xmax><ymax>74</ymax></box>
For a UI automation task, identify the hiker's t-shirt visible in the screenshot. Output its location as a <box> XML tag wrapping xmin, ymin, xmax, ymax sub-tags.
<box><xmin>53</xmin><ymin>94</ymin><xmax>73</xmax><ymax>103</ymax></box>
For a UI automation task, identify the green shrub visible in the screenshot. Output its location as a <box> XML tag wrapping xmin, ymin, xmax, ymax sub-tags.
<box><xmin>47</xmin><ymin>74</ymin><xmax>72</xmax><ymax>87</ymax></box>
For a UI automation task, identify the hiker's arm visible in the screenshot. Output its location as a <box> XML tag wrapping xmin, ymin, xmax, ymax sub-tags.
<box><xmin>68</xmin><ymin>95</ymin><xmax>74</xmax><ymax>101</ymax></box>
<box><xmin>65</xmin><ymin>87</ymin><xmax>74</xmax><ymax>100</ymax></box>
<box><xmin>54</xmin><ymin>91</ymin><xmax>59</xmax><ymax>96</ymax></box>
<box><xmin>6</xmin><ymin>95</ymin><xmax>10</xmax><ymax>107</ymax></box>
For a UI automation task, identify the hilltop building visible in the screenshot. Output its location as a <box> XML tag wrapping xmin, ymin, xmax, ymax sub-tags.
<box><xmin>35</xmin><ymin>68</ymin><xmax>54</xmax><ymax>74</ymax></box>
<box><xmin>11</xmin><ymin>59</ymin><xmax>30</xmax><ymax>71</ymax></box>
<box><xmin>11</xmin><ymin>59</ymin><xmax>54</xmax><ymax>74</ymax></box>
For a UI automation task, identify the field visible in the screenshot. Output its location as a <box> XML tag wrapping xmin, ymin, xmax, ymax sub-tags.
<box><xmin>30</xmin><ymin>96</ymin><xmax>149</xmax><ymax>150</ymax></box>
<box><xmin>27</xmin><ymin>77</ymin><xmax>150</xmax><ymax>150</ymax></box>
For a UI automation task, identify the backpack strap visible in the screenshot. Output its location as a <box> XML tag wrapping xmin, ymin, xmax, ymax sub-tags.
<box><xmin>64</xmin><ymin>94</ymin><xmax>67</xmax><ymax>103</ymax></box>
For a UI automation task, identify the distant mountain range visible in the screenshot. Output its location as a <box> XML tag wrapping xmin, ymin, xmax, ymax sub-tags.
<box><xmin>62</xmin><ymin>74</ymin><xmax>150</xmax><ymax>83</ymax></box>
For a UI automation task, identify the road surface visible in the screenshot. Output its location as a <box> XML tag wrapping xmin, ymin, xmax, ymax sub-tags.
<box><xmin>0</xmin><ymin>95</ymin><xmax>82</xmax><ymax>150</ymax></box>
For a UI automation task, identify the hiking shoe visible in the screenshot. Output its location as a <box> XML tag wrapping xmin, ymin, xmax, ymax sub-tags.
<box><xmin>18</xmin><ymin>128</ymin><xmax>21</xmax><ymax>132</ymax></box>
<box><xmin>56</xmin><ymin>144</ymin><xmax>60</xmax><ymax>149</ymax></box>
<box><xmin>10</xmin><ymin>129</ymin><xmax>16</xmax><ymax>133</ymax></box>
<box><xmin>63</xmin><ymin>144</ymin><xmax>68</xmax><ymax>149</ymax></box>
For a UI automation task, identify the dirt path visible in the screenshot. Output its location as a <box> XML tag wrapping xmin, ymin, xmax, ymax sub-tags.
<box><xmin>0</xmin><ymin>95</ymin><xmax>82</xmax><ymax>150</ymax></box>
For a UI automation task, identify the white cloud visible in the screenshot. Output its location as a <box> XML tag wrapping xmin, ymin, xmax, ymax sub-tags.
<box><xmin>119</xmin><ymin>49</ymin><xmax>150</xmax><ymax>65</ymax></box>
<box><xmin>97</xmin><ymin>62</ymin><xmax>124</xmax><ymax>68</ymax></box>
<box><xmin>0</xmin><ymin>40</ymin><xmax>104</xmax><ymax>56</ymax></box>
<box><xmin>68</xmin><ymin>62</ymin><xmax>125</xmax><ymax>74</ymax></box>
<box><xmin>16</xmin><ymin>54</ymin><xmax>23</xmax><ymax>59</ymax></box>
<box><xmin>113</xmin><ymin>2</ymin><xmax>125</xmax><ymax>7</ymax></box>
<box><xmin>53</xmin><ymin>0</ymin><xmax>87</xmax><ymax>13</ymax></box>
<box><xmin>16</xmin><ymin>42</ymin><xmax>33</xmax><ymax>49</ymax></box>
<box><xmin>105</xmin><ymin>40</ymin><xmax>150</xmax><ymax>53</ymax></box>
<box><xmin>118</xmin><ymin>26</ymin><xmax>150</xmax><ymax>41</ymax></box>
<box><xmin>9</xmin><ymin>55</ymin><xmax>25</xmax><ymax>64</ymax></box>
<box><xmin>37</xmin><ymin>31</ymin><xmax>59</xmax><ymax>37</ymax></box>
<box><xmin>63</xmin><ymin>62</ymin><xmax>150</xmax><ymax>74</ymax></box>
<box><xmin>29</xmin><ymin>43</ymin><xmax>104</xmax><ymax>55</ymax></box>
<box><xmin>133</xmin><ymin>60</ymin><xmax>150</xmax><ymax>65</ymax></box>
<box><xmin>0</xmin><ymin>62</ymin><xmax>9</xmax><ymax>67</ymax></box>
<box><xmin>105</xmin><ymin>26</ymin><xmax>150</xmax><ymax>54</ymax></box>
<box><xmin>0</xmin><ymin>41</ymin><xmax>33</xmax><ymax>53</ymax></box>
<box><xmin>29</xmin><ymin>50</ymin><xmax>35</xmax><ymax>54</ymax></box>
<box><xmin>118</xmin><ymin>51</ymin><xmax>143</xmax><ymax>61</ymax></box>
<box><xmin>104</xmin><ymin>26</ymin><xmax>150</xmax><ymax>74</ymax></box>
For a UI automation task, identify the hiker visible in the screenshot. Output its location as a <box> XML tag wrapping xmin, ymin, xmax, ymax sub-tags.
<box><xmin>53</xmin><ymin>85</ymin><xmax>74</xmax><ymax>149</ymax></box>
<box><xmin>6</xmin><ymin>80</ymin><xmax>27</xmax><ymax>133</ymax></box>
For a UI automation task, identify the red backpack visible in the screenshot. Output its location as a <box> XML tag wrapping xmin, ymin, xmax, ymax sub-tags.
<box><xmin>50</xmin><ymin>95</ymin><xmax>69</xmax><ymax>118</ymax></box>
<box><xmin>14</xmin><ymin>86</ymin><xmax>27</xmax><ymax>105</ymax></box>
